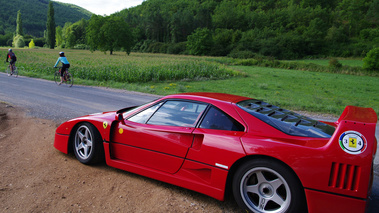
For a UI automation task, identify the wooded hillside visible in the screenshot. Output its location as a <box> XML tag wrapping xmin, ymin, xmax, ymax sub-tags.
<box><xmin>1</xmin><ymin>0</ymin><xmax>378</xmax><ymax>60</ymax></box>
<box><xmin>0</xmin><ymin>0</ymin><xmax>92</xmax><ymax>37</ymax></box>
<box><xmin>117</xmin><ymin>0</ymin><xmax>378</xmax><ymax>59</ymax></box>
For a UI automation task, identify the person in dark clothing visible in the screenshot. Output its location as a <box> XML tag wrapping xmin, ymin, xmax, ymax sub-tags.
<box><xmin>6</xmin><ymin>49</ymin><xmax>17</xmax><ymax>76</ymax></box>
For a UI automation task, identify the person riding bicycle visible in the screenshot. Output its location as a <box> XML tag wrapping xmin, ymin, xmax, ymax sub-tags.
<box><xmin>6</xmin><ymin>49</ymin><xmax>17</xmax><ymax>76</ymax></box>
<box><xmin>53</xmin><ymin>51</ymin><xmax>70</xmax><ymax>85</ymax></box>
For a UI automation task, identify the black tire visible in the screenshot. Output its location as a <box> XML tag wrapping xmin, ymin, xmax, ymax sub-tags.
<box><xmin>6</xmin><ymin>66</ymin><xmax>11</xmax><ymax>76</ymax></box>
<box><xmin>6</xmin><ymin>65</ymin><xmax>18</xmax><ymax>77</ymax></box>
<box><xmin>65</xmin><ymin>72</ymin><xmax>73</xmax><ymax>87</ymax></box>
<box><xmin>13</xmin><ymin>66</ymin><xmax>18</xmax><ymax>77</ymax></box>
<box><xmin>232</xmin><ymin>159</ymin><xmax>306</xmax><ymax>213</ymax></box>
<box><xmin>73</xmin><ymin>123</ymin><xmax>104</xmax><ymax>165</ymax></box>
<box><xmin>54</xmin><ymin>70</ymin><xmax>60</xmax><ymax>84</ymax></box>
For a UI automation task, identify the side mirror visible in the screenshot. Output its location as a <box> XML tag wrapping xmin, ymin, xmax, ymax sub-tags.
<box><xmin>115</xmin><ymin>113</ymin><xmax>125</xmax><ymax>124</ymax></box>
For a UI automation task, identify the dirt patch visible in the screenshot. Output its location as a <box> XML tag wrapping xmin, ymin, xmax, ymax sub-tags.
<box><xmin>0</xmin><ymin>102</ymin><xmax>240</xmax><ymax>212</ymax></box>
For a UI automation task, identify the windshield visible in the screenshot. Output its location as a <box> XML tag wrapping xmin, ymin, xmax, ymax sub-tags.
<box><xmin>237</xmin><ymin>99</ymin><xmax>335</xmax><ymax>138</ymax></box>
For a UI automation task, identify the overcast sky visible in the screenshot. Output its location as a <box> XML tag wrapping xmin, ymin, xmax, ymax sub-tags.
<box><xmin>54</xmin><ymin>0</ymin><xmax>144</xmax><ymax>15</ymax></box>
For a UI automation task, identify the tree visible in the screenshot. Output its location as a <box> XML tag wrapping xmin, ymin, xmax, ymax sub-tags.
<box><xmin>212</xmin><ymin>1</ymin><xmax>249</xmax><ymax>30</ymax></box>
<box><xmin>56</xmin><ymin>26</ymin><xmax>63</xmax><ymax>47</ymax></box>
<box><xmin>336</xmin><ymin>0</ymin><xmax>368</xmax><ymax>37</ymax></box>
<box><xmin>46</xmin><ymin>2</ymin><xmax>56</xmax><ymax>49</ymax></box>
<box><xmin>187</xmin><ymin>28</ymin><xmax>213</xmax><ymax>56</ymax></box>
<box><xmin>86</xmin><ymin>15</ymin><xmax>105</xmax><ymax>52</ymax></box>
<box><xmin>170</xmin><ymin>9</ymin><xmax>195</xmax><ymax>43</ymax></box>
<box><xmin>366</xmin><ymin>0</ymin><xmax>379</xmax><ymax>25</ymax></box>
<box><xmin>64</xmin><ymin>19</ymin><xmax>88</xmax><ymax>48</ymax></box>
<box><xmin>16</xmin><ymin>10</ymin><xmax>23</xmax><ymax>36</ymax></box>
<box><xmin>87</xmin><ymin>15</ymin><xmax>134</xmax><ymax>55</ymax></box>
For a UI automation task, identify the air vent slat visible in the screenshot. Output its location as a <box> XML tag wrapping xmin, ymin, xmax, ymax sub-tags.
<box><xmin>329</xmin><ymin>162</ymin><xmax>360</xmax><ymax>192</ymax></box>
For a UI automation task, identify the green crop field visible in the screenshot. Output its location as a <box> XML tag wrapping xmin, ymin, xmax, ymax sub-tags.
<box><xmin>2</xmin><ymin>48</ymin><xmax>378</xmax><ymax>117</ymax></box>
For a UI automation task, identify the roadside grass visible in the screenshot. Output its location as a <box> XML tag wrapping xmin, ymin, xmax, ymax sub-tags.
<box><xmin>1</xmin><ymin>48</ymin><xmax>378</xmax><ymax>117</ymax></box>
<box><xmin>114</xmin><ymin>66</ymin><xmax>379</xmax><ymax>117</ymax></box>
<box><xmin>290</xmin><ymin>59</ymin><xmax>364</xmax><ymax>67</ymax></box>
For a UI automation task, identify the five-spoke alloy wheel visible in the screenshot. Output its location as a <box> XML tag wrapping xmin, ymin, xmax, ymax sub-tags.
<box><xmin>233</xmin><ymin>159</ymin><xmax>306</xmax><ymax>213</ymax></box>
<box><xmin>73</xmin><ymin>123</ymin><xmax>103</xmax><ymax>164</ymax></box>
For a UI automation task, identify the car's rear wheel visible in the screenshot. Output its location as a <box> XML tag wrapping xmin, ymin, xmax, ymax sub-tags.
<box><xmin>73</xmin><ymin>123</ymin><xmax>104</xmax><ymax>165</ymax></box>
<box><xmin>232</xmin><ymin>159</ymin><xmax>306</xmax><ymax>213</ymax></box>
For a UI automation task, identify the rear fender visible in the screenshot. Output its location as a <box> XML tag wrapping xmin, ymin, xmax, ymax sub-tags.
<box><xmin>322</xmin><ymin>106</ymin><xmax>377</xmax><ymax>198</ymax></box>
<box><xmin>334</xmin><ymin>106</ymin><xmax>377</xmax><ymax>157</ymax></box>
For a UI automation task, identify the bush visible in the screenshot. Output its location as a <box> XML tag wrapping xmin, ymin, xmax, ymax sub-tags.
<box><xmin>228</xmin><ymin>50</ymin><xmax>256</xmax><ymax>59</ymax></box>
<box><xmin>13</xmin><ymin>35</ymin><xmax>25</xmax><ymax>48</ymax></box>
<box><xmin>0</xmin><ymin>33</ymin><xmax>13</xmax><ymax>46</ymax></box>
<box><xmin>29</xmin><ymin>39</ymin><xmax>35</xmax><ymax>48</ymax></box>
<box><xmin>167</xmin><ymin>42</ymin><xmax>187</xmax><ymax>54</ymax></box>
<box><xmin>148</xmin><ymin>42</ymin><xmax>165</xmax><ymax>53</ymax></box>
<box><xmin>363</xmin><ymin>47</ymin><xmax>379</xmax><ymax>71</ymax></box>
<box><xmin>139</xmin><ymin>40</ymin><xmax>155</xmax><ymax>52</ymax></box>
<box><xmin>328</xmin><ymin>58</ymin><xmax>342</xmax><ymax>68</ymax></box>
<box><xmin>33</xmin><ymin>38</ymin><xmax>46</xmax><ymax>47</ymax></box>
<box><xmin>73</xmin><ymin>44</ymin><xmax>89</xmax><ymax>49</ymax></box>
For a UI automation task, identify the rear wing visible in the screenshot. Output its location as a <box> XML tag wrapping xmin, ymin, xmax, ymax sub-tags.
<box><xmin>337</xmin><ymin>105</ymin><xmax>377</xmax><ymax>125</ymax></box>
<box><xmin>334</xmin><ymin>106</ymin><xmax>377</xmax><ymax>156</ymax></box>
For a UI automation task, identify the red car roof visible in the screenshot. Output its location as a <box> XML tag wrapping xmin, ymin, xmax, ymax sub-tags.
<box><xmin>166</xmin><ymin>92</ymin><xmax>250</xmax><ymax>103</ymax></box>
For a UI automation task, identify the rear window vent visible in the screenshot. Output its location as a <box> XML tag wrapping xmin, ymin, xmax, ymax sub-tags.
<box><xmin>328</xmin><ymin>162</ymin><xmax>361</xmax><ymax>191</ymax></box>
<box><xmin>238</xmin><ymin>99</ymin><xmax>336</xmax><ymax>138</ymax></box>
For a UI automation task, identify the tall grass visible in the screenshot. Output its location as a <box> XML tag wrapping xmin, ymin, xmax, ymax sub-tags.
<box><xmin>74</xmin><ymin>61</ymin><xmax>236</xmax><ymax>83</ymax></box>
<box><xmin>1</xmin><ymin>48</ymin><xmax>241</xmax><ymax>82</ymax></box>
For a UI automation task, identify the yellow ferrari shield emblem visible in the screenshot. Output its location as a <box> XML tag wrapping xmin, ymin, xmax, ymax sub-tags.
<box><xmin>349</xmin><ymin>137</ymin><xmax>357</xmax><ymax>148</ymax></box>
<box><xmin>103</xmin><ymin>121</ymin><xmax>108</xmax><ymax>129</ymax></box>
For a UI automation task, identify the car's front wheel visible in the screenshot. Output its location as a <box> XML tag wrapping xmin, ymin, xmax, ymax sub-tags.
<box><xmin>73</xmin><ymin>123</ymin><xmax>104</xmax><ymax>165</ymax></box>
<box><xmin>232</xmin><ymin>159</ymin><xmax>306</xmax><ymax>213</ymax></box>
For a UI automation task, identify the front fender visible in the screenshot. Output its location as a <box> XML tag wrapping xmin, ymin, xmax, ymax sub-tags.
<box><xmin>54</xmin><ymin>111</ymin><xmax>117</xmax><ymax>154</ymax></box>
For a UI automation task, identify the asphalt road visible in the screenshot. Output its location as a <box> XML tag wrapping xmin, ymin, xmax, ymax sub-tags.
<box><xmin>1</xmin><ymin>72</ymin><xmax>378</xmax><ymax>211</ymax></box>
<box><xmin>0</xmin><ymin>72</ymin><xmax>158</xmax><ymax>122</ymax></box>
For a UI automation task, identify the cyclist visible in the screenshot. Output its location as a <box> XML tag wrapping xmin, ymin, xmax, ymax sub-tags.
<box><xmin>53</xmin><ymin>51</ymin><xmax>70</xmax><ymax>85</ymax></box>
<box><xmin>6</xmin><ymin>49</ymin><xmax>17</xmax><ymax>76</ymax></box>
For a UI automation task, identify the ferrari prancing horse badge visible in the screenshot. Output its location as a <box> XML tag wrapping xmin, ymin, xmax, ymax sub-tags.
<box><xmin>339</xmin><ymin>131</ymin><xmax>367</xmax><ymax>155</ymax></box>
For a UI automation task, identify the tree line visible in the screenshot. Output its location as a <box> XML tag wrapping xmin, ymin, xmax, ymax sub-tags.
<box><xmin>118</xmin><ymin>0</ymin><xmax>378</xmax><ymax>59</ymax></box>
<box><xmin>60</xmin><ymin>0</ymin><xmax>379</xmax><ymax>59</ymax></box>
<box><xmin>0</xmin><ymin>0</ymin><xmax>91</xmax><ymax>48</ymax></box>
<box><xmin>3</xmin><ymin>0</ymin><xmax>379</xmax><ymax>60</ymax></box>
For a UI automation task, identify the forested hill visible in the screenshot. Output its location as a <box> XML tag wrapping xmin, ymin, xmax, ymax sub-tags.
<box><xmin>0</xmin><ymin>0</ymin><xmax>92</xmax><ymax>37</ymax></box>
<box><xmin>117</xmin><ymin>0</ymin><xmax>378</xmax><ymax>59</ymax></box>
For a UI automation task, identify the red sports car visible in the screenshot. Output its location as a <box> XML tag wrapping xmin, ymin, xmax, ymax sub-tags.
<box><xmin>54</xmin><ymin>92</ymin><xmax>377</xmax><ymax>213</ymax></box>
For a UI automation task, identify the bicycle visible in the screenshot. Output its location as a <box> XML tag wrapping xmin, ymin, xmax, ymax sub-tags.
<box><xmin>54</xmin><ymin>67</ymin><xmax>73</xmax><ymax>87</ymax></box>
<box><xmin>5</xmin><ymin>62</ymin><xmax>18</xmax><ymax>77</ymax></box>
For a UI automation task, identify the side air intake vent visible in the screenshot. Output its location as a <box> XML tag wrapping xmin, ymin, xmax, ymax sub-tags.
<box><xmin>328</xmin><ymin>162</ymin><xmax>361</xmax><ymax>191</ymax></box>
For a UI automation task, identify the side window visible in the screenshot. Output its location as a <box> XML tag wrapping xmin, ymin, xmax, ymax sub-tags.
<box><xmin>200</xmin><ymin>106</ymin><xmax>244</xmax><ymax>131</ymax></box>
<box><xmin>127</xmin><ymin>102</ymin><xmax>162</xmax><ymax>124</ymax></box>
<box><xmin>147</xmin><ymin>100</ymin><xmax>207</xmax><ymax>127</ymax></box>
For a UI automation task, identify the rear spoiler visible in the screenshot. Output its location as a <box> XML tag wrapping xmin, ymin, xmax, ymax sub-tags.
<box><xmin>337</xmin><ymin>105</ymin><xmax>377</xmax><ymax>125</ymax></box>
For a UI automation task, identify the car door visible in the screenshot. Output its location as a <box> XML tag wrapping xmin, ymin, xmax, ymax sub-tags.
<box><xmin>187</xmin><ymin>106</ymin><xmax>246</xmax><ymax>169</ymax></box>
<box><xmin>111</xmin><ymin>100</ymin><xmax>207</xmax><ymax>174</ymax></box>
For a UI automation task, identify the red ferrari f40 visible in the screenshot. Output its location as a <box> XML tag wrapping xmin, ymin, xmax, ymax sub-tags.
<box><xmin>54</xmin><ymin>92</ymin><xmax>377</xmax><ymax>213</ymax></box>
